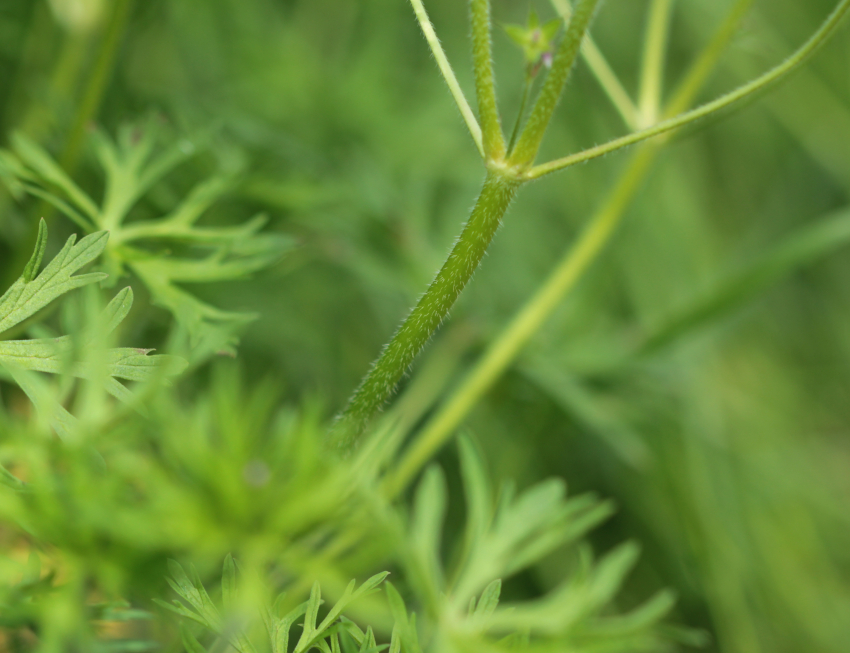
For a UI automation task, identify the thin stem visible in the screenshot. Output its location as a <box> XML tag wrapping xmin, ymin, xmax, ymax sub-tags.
<box><xmin>638</xmin><ymin>0</ymin><xmax>676</xmax><ymax>127</ymax></box>
<box><xmin>332</xmin><ymin>171</ymin><xmax>521</xmax><ymax>449</ymax></box>
<box><xmin>470</xmin><ymin>0</ymin><xmax>506</xmax><ymax>160</ymax></box>
<box><xmin>507</xmin><ymin>77</ymin><xmax>532</xmax><ymax>155</ymax></box>
<box><xmin>528</xmin><ymin>0</ymin><xmax>850</xmax><ymax>179</ymax></box>
<box><xmin>664</xmin><ymin>0</ymin><xmax>756</xmax><ymax>117</ymax></box>
<box><xmin>60</xmin><ymin>0</ymin><xmax>134</xmax><ymax>172</ymax></box>
<box><xmin>382</xmin><ymin>0</ymin><xmax>764</xmax><ymax>498</ymax></box>
<box><xmin>549</xmin><ymin>0</ymin><xmax>639</xmax><ymax>131</ymax></box>
<box><xmin>409</xmin><ymin>0</ymin><xmax>484</xmax><ymax>158</ymax></box>
<box><xmin>509</xmin><ymin>0</ymin><xmax>602</xmax><ymax>166</ymax></box>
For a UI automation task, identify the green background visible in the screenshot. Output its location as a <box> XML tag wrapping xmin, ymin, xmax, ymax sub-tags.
<box><xmin>1</xmin><ymin>0</ymin><xmax>849</xmax><ymax>651</ymax></box>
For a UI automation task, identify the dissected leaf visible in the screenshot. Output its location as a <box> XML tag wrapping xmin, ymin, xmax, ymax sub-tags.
<box><xmin>1</xmin><ymin>123</ymin><xmax>294</xmax><ymax>354</ymax></box>
<box><xmin>0</xmin><ymin>232</ymin><xmax>187</xmax><ymax>432</ymax></box>
<box><xmin>0</xmin><ymin>224</ymin><xmax>108</xmax><ymax>336</ymax></box>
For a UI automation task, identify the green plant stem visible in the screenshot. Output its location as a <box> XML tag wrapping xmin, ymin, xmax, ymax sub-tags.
<box><xmin>507</xmin><ymin>77</ymin><xmax>532</xmax><ymax>155</ymax></box>
<box><xmin>408</xmin><ymin>0</ymin><xmax>484</xmax><ymax>158</ymax></box>
<box><xmin>509</xmin><ymin>0</ymin><xmax>601</xmax><ymax>166</ymax></box>
<box><xmin>332</xmin><ymin>171</ymin><xmax>521</xmax><ymax>448</ymax></box>
<box><xmin>382</xmin><ymin>0</ymin><xmax>760</xmax><ymax>499</ymax></box>
<box><xmin>470</xmin><ymin>0</ymin><xmax>505</xmax><ymax>159</ymax></box>
<box><xmin>6</xmin><ymin>0</ymin><xmax>134</xmax><ymax>281</ymax></box>
<box><xmin>528</xmin><ymin>0</ymin><xmax>850</xmax><ymax>179</ymax></box>
<box><xmin>383</xmin><ymin>147</ymin><xmax>657</xmax><ymax>498</ymax></box>
<box><xmin>638</xmin><ymin>0</ymin><xmax>677</xmax><ymax>127</ymax></box>
<box><xmin>59</xmin><ymin>0</ymin><xmax>134</xmax><ymax>173</ymax></box>
<box><xmin>549</xmin><ymin>0</ymin><xmax>639</xmax><ymax>130</ymax></box>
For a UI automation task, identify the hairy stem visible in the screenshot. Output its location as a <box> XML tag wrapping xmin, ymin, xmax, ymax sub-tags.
<box><xmin>549</xmin><ymin>0</ymin><xmax>639</xmax><ymax>130</ymax></box>
<box><xmin>332</xmin><ymin>171</ymin><xmax>521</xmax><ymax>448</ymax></box>
<box><xmin>383</xmin><ymin>0</ymin><xmax>761</xmax><ymax>497</ymax></box>
<box><xmin>509</xmin><ymin>0</ymin><xmax>601</xmax><ymax>166</ymax></box>
<box><xmin>383</xmin><ymin>147</ymin><xmax>657</xmax><ymax>498</ymax></box>
<box><xmin>470</xmin><ymin>0</ymin><xmax>505</xmax><ymax>159</ymax></box>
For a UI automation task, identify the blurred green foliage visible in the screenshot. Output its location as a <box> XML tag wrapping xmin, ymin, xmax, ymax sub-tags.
<box><xmin>1</xmin><ymin>0</ymin><xmax>849</xmax><ymax>651</ymax></box>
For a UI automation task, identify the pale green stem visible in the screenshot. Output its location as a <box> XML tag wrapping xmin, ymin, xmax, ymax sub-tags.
<box><xmin>331</xmin><ymin>171</ymin><xmax>521</xmax><ymax>449</ymax></box>
<box><xmin>409</xmin><ymin>0</ymin><xmax>484</xmax><ymax>158</ymax></box>
<box><xmin>509</xmin><ymin>0</ymin><xmax>602</xmax><ymax>166</ymax></box>
<box><xmin>381</xmin><ymin>0</ymin><xmax>768</xmax><ymax>498</ymax></box>
<box><xmin>638</xmin><ymin>0</ymin><xmax>677</xmax><ymax>127</ymax></box>
<box><xmin>528</xmin><ymin>0</ymin><xmax>850</xmax><ymax>179</ymax></box>
<box><xmin>470</xmin><ymin>0</ymin><xmax>506</xmax><ymax>159</ymax></box>
<box><xmin>549</xmin><ymin>0</ymin><xmax>639</xmax><ymax>130</ymax></box>
<box><xmin>665</xmin><ymin>0</ymin><xmax>757</xmax><ymax>117</ymax></box>
<box><xmin>60</xmin><ymin>0</ymin><xmax>134</xmax><ymax>172</ymax></box>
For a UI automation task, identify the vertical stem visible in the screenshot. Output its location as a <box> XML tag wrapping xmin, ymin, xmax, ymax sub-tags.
<box><xmin>470</xmin><ymin>0</ymin><xmax>506</xmax><ymax>160</ymax></box>
<box><xmin>60</xmin><ymin>0</ymin><xmax>134</xmax><ymax>173</ymax></box>
<box><xmin>506</xmin><ymin>77</ymin><xmax>532</xmax><ymax>155</ymax></box>
<box><xmin>638</xmin><ymin>0</ymin><xmax>676</xmax><ymax>126</ymax></box>
<box><xmin>509</xmin><ymin>0</ymin><xmax>601</xmax><ymax>166</ymax></box>
<box><xmin>549</xmin><ymin>0</ymin><xmax>639</xmax><ymax>130</ymax></box>
<box><xmin>332</xmin><ymin>172</ymin><xmax>521</xmax><ymax>448</ymax></box>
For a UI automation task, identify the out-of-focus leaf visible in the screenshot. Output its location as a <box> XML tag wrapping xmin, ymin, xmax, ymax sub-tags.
<box><xmin>638</xmin><ymin>206</ymin><xmax>850</xmax><ymax>357</ymax></box>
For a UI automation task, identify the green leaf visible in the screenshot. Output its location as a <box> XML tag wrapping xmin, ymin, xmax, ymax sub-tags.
<box><xmin>222</xmin><ymin>554</ymin><xmax>237</xmax><ymax>613</ymax></box>
<box><xmin>0</xmin><ymin>226</ymin><xmax>108</xmax><ymax>336</ymax></box>
<box><xmin>3</xmin><ymin>364</ymin><xmax>78</xmax><ymax>439</ymax></box>
<box><xmin>638</xmin><ymin>205</ymin><xmax>850</xmax><ymax>357</ymax></box>
<box><xmin>384</xmin><ymin>584</ymin><xmax>421</xmax><ymax>653</ymax></box>
<box><xmin>180</xmin><ymin>624</ymin><xmax>210</xmax><ymax>653</ymax></box>
<box><xmin>294</xmin><ymin>581</ymin><xmax>324</xmax><ymax>652</ymax></box>
<box><xmin>0</xmin><ymin>272</ymin><xmax>186</xmax><ymax>430</ymax></box>
<box><xmin>458</xmin><ymin>436</ymin><xmax>493</xmax><ymax>570</ymax></box>
<box><xmin>316</xmin><ymin>572</ymin><xmax>391</xmax><ymax>635</ymax></box>
<box><xmin>22</xmin><ymin>219</ymin><xmax>47</xmax><ymax>283</ymax></box>
<box><xmin>407</xmin><ymin>465</ymin><xmax>447</xmax><ymax>610</ymax></box>
<box><xmin>2</xmin><ymin>122</ymin><xmax>293</xmax><ymax>357</ymax></box>
<box><xmin>473</xmin><ymin>580</ymin><xmax>501</xmax><ymax>620</ymax></box>
<box><xmin>10</xmin><ymin>132</ymin><xmax>100</xmax><ymax>222</ymax></box>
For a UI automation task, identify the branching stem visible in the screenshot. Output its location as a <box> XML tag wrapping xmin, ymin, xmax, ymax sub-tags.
<box><xmin>509</xmin><ymin>0</ymin><xmax>601</xmax><ymax>166</ymax></box>
<box><xmin>528</xmin><ymin>0</ymin><xmax>850</xmax><ymax>179</ymax></box>
<box><xmin>382</xmin><ymin>0</ymin><xmax>802</xmax><ymax>498</ymax></box>
<box><xmin>337</xmin><ymin>0</ymin><xmax>848</xmax><ymax>456</ymax></box>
